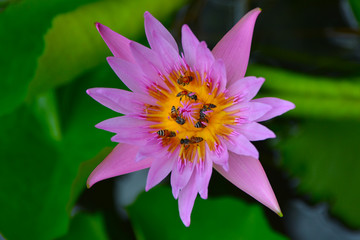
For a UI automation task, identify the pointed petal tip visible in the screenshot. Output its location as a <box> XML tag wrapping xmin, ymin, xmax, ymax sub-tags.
<box><xmin>145</xmin><ymin>178</ymin><xmax>157</xmax><ymax>192</ymax></box>
<box><xmin>95</xmin><ymin>22</ymin><xmax>107</xmax><ymax>33</ymax></box>
<box><xmin>144</xmin><ymin>11</ymin><xmax>155</xmax><ymax>22</ymax></box>
<box><xmin>172</xmin><ymin>188</ymin><xmax>179</xmax><ymax>199</ymax></box>
<box><xmin>181</xmin><ymin>24</ymin><xmax>190</xmax><ymax>31</ymax></box>
<box><xmin>288</xmin><ymin>101</ymin><xmax>296</xmax><ymax>110</ymax></box>
<box><xmin>222</xmin><ymin>164</ymin><xmax>229</xmax><ymax>172</ymax></box>
<box><xmin>86</xmin><ymin>175</ymin><xmax>95</xmax><ymax>188</ymax></box>
<box><xmin>199</xmin><ymin>191</ymin><xmax>208</xmax><ymax>199</ymax></box>
<box><xmin>181</xmin><ymin>216</ymin><xmax>191</xmax><ymax>227</ymax></box>
<box><xmin>249</xmin><ymin>7</ymin><xmax>262</xmax><ymax>15</ymax></box>
<box><xmin>94</xmin><ymin>122</ymin><xmax>103</xmax><ymax>130</ymax></box>
<box><xmin>106</xmin><ymin>56</ymin><xmax>114</xmax><ymax>62</ymax></box>
<box><xmin>278</xmin><ymin>210</ymin><xmax>283</xmax><ymax>217</ymax></box>
<box><xmin>184</xmin><ymin>221</ymin><xmax>190</xmax><ymax>227</ymax></box>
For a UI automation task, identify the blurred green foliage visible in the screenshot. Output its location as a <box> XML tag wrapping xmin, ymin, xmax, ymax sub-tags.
<box><xmin>247</xmin><ymin>65</ymin><xmax>360</xmax><ymax>120</ymax></box>
<box><xmin>0</xmin><ymin>0</ymin><xmax>99</xmax><ymax>116</ymax></box>
<box><xmin>57</xmin><ymin>212</ymin><xmax>109</xmax><ymax>240</ymax></box>
<box><xmin>247</xmin><ymin>64</ymin><xmax>360</xmax><ymax>228</ymax></box>
<box><xmin>278</xmin><ymin>119</ymin><xmax>360</xmax><ymax>228</ymax></box>
<box><xmin>127</xmin><ymin>186</ymin><xmax>287</xmax><ymax>240</ymax></box>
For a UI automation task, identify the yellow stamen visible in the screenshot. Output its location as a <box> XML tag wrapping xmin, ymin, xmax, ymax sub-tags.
<box><xmin>146</xmin><ymin>67</ymin><xmax>237</xmax><ymax>163</ymax></box>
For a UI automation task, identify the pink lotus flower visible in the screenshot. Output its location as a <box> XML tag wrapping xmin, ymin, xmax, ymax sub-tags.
<box><xmin>87</xmin><ymin>8</ymin><xmax>295</xmax><ymax>226</ymax></box>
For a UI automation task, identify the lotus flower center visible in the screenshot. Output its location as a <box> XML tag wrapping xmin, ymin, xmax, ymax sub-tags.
<box><xmin>145</xmin><ymin>67</ymin><xmax>237</xmax><ymax>162</ymax></box>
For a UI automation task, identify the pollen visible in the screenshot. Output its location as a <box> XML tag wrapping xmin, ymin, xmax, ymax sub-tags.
<box><xmin>144</xmin><ymin>66</ymin><xmax>237</xmax><ymax>163</ymax></box>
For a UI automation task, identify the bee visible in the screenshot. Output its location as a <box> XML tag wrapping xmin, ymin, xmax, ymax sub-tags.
<box><xmin>157</xmin><ymin>129</ymin><xmax>176</xmax><ymax>137</ymax></box>
<box><xmin>170</xmin><ymin>106</ymin><xmax>186</xmax><ymax>125</ymax></box>
<box><xmin>180</xmin><ymin>138</ymin><xmax>191</xmax><ymax>149</ymax></box>
<box><xmin>198</xmin><ymin>103</ymin><xmax>216</xmax><ymax>122</ymax></box>
<box><xmin>176</xmin><ymin>116</ymin><xmax>186</xmax><ymax>125</ymax></box>
<box><xmin>177</xmin><ymin>75</ymin><xmax>193</xmax><ymax>86</ymax></box>
<box><xmin>202</xmin><ymin>103</ymin><xmax>216</xmax><ymax>111</ymax></box>
<box><xmin>170</xmin><ymin>106</ymin><xmax>178</xmax><ymax>119</ymax></box>
<box><xmin>199</xmin><ymin>111</ymin><xmax>209</xmax><ymax>123</ymax></box>
<box><xmin>187</xmin><ymin>92</ymin><xmax>197</xmax><ymax>101</ymax></box>
<box><xmin>194</xmin><ymin>121</ymin><xmax>206</xmax><ymax>128</ymax></box>
<box><xmin>190</xmin><ymin>136</ymin><xmax>203</xmax><ymax>143</ymax></box>
<box><xmin>180</xmin><ymin>137</ymin><xmax>204</xmax><ymax>149</ymax></box>
<box><xmin>176</xmin><ymin>91</ymin><xmax>197</xmax><ymax>101</ymax></box>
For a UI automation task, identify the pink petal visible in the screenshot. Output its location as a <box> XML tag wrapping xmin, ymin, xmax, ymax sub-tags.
<box><xmin>111</xmin><ymin>131</ymin><xmax>151</xmax><ymax>146</ymax></box>
<box><xmin>195</xmin><ymin>41</ymin><xmax>215</xmax><ymax>77</ymax></box>
<box><xmin>95</xmin><ymin>116</ymin><xmax>151</xmax><ymax>133</ymax></box>
<box><xmin>151</xmin><ymin>30</ymin><xmax>181</xmax><ymax>71</ymax></box>
<box><xmin>252</xmin><ymin>97</ymin><xmax>295</xmax><ymax>122</ymax></box>
<box><xmin>144</xmin><ymin>11</ymin><xmax>179</xmax><ymax>53</ymax></box>
<box><xmin>107</xmin><ymin>57</ymin><xmax>147</xmax><ymax>93</ymax></box>
<box><xmin>171</xmin><ymin>161</ymin><xmax>195</xmax><ymax>199</ymax></box>
<box><xmin>206</xmin><ymin>142</ymin><xmax>229</xmax><ymax>171</ymax></box>
<box><xmin>196</xmin><ymin>158</ymin><xmax>213</xmax><ymax>199</ymax></box>
<box><xmin>181</xmin><ymin>24</ymin><xmax>200</xmax><ymax>68</ymax></box>
<box><xmin>232</xmin><ymin>101</ymin><xmax>271</xmax><ymax>122</ymax></box>
<box><xmin>129</xmin><ymin>41</ymin><xmax>167</xmax><ymax>84</ymax></box>
<box><xmin>225</xmin><ymin>133</ymin><xmax>259</xmax><ymax>159</ymax></box>
<box><xmin>227</xmin><ymin>76</ymin><xmax>265</xmax><ymax>102</ymax></box>
<box><xmin>214</xmin><ymin>152</ymin><xmax>282</xmax><ymax>216</ymax></box>
<box><xmin>208</xmin><ymin>59</ymin><xmax>227</xmax><ymax>94</ymax></box>
<box><xmin>86</xmin><ymin>88</ymin><xmax>148</xmax><ymax>114</ymax></box>
<box><xmin>87</xmin><ymin>144</ymin><xmax>153</xmax><ymax>188</ymax></box>
<box><xmin>95</xmin><ymin>23</ymin><xmax>135</xmax><ymax>62</ymax></box>
<box><xmin>235</xmin><ymin>122</ymin><xmax>276</xmax><ymax>141</ymax></box>
<box><xmin>212</xmin><ymin>8</ymin><xmax>261</xmax><ymax>85</ymax></box>
<box><xmin>145</xmin><ymin>154</ymin><xmax>176</xmax><ymax>191</ymax></box>
<box><xmin>178</xmin><ymin>172</ymin><xmax>198</xmax><ymax>227</ymax></box>
<box><xmin>135</xmin><ymin>139</ymin><xmax>166</xmax><ymax>162</ymax></box>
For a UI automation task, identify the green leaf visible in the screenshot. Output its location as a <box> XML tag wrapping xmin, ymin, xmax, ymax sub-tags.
<box><xmin>0</xmin><ymin>65</ymin><xmax>118</xmax><ymax>240</ymax></box>
<box><xmin>0</xmin><ymin>0</ymin><xmax>98</xmax><ymax>116</ymax></box>
<box><xmin>31</xmin><ymin>90</ymin><xmax>62</xmax><ymax>141</ymax></box>
<box><xmin>57</xmin><ymin>212</ymin><xmax>109</xmax><ymax>240</ymax></box>
<box><xmin>66</xmin><ymin>147</ymin><xmax>112</xmax><ymax>214</ymax></box>
<box><xmin>127</xmin><ymin>186</ymin><xmax>287</xmax><ymax>240</ymax></box>
<box><xmin>278</xmin><ymin>119</ymin><xmax>360</xmax><ymax>228</ymax></box>
<box><xmin>26</xmin><ymin>0</ymin><xmax>187</xmax><ymax>100</ymax></box>
<box><xmin>349</xmin><ymin>0</ymin><xmax>360</xmax><ymax>23</ymax></box>
<box><xmin>0</xmin><ymin>106</ymin><xmax>63</xmax><ymax>240</ymax></box>
<box><xmin>247</xmin><ymin>64</ymin><xmax>360</xmax><ymax>120</ymax></box>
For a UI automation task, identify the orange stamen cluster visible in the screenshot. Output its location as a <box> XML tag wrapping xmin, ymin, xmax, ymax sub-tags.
<box><xmin>144</xmin><ymin>66</ymin><xmax>237</xmax><ymax>163</ymax></box>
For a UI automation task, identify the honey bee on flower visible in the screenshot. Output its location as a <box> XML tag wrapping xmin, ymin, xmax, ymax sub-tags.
<box><xmin>86</xmin><ymin>8</ymin><xmax>294</xmax><ymax>226</ymax></box>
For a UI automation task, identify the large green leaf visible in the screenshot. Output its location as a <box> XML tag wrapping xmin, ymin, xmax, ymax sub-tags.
<box><xmin>0</xmin><ymin>106</ymin><xmax>62</xmax><ymax>240</ymax></box>
<box><xmin>0</xmin><ymin>0</ymin><xmax>98</xmax><ymax>116</ymax></box>
<box><xmin>247</xmin><ymin>64</ymin><xmax>360</xmax><ymax>119</ymax></box>
<box><xmin>0</xmin><ymin>66</ymin><xmax>117</xmax><ymax>239</ymax></box>
<box><xmin>277</xmin><ymin>119</ymin><xmax>360</xmax><ymax>228</ymax></box>
<box><xmin>26</xmin><ymin>0</ymin><xmax>187</xmax><ymax>100</ymax></box>
<box><xmin>57</xmin><ymin>212</ymin><xmax>109</xmax><ymax>240</ymax></box>
<box><xmin>127</xmin><ymin>186</ymin><xmax>287</xmax><ymax>240</ymax></box>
